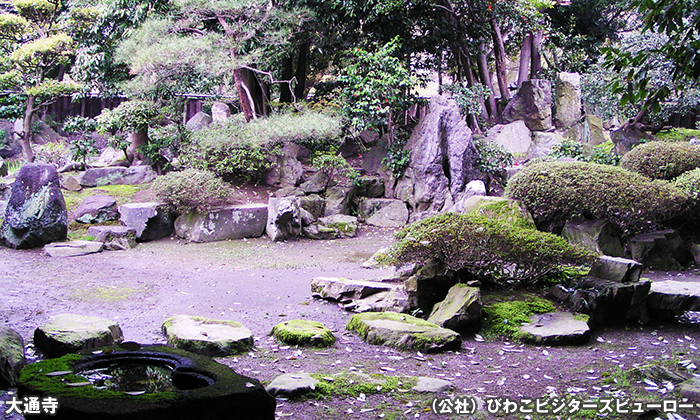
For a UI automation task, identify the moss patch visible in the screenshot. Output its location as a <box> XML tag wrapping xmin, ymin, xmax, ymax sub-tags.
<box><xmin>309</xmin><ymin>371</ymin><xmax>415</xmax><ymax>398</ymax></box>
<box><xmin>481</xmin><ymin>297</ymin><xmax>555</xmax><ymax>340</ymax></box>
<box><xmin>70</xmin><ymin>286</ymin><xmax>139</xmax><ymax>302</ymax></box>
<box><xmin>653</xmin><ymin>128</ymin><xmax>700</xmax><ymax>142</ymax></box>
<box><xmin>63</xmin><ymin>185</ymin><xmax>142</xmax><ymax>214</ymax></box>
<box><xmin>270</xmin><ymin>320</ymin><xmax>335</xmax><ymax>347</ymax></box>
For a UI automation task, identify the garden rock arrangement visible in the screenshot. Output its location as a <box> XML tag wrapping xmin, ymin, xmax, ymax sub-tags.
<box><xmin>162</xmin><ymin>315</ymin><xmax>254</xmax><ymax>357</ymax></box>
<box><xmin>80</xmin><ymin>165</ymin><xmax>157</xmax><ymax>187</ymax></box>
<box><xmin>73</xmin><ymin>194</ymin><xmax>118</xmax><ymax>224</ymax></box>
<box><xmin>174</xmin><ymin>203</ymin><xmax>267</xmax><ymax>242</ymax></box>
<box><xmin>33</xmin><ymin>314</ymin><xmax>124</xmax><ymax>358</ymax></box>
<box><xmin>647</xmin><ymin>280</ymin><xmax>700</xmax><ymax>319</ymax></box>
<box><xmin>86</xmin><ymin>225</ymin><xmax>137</xmax><ymax>250</ymax></box>
<box><xmin>426</xmin><ymin>284</ymin><xmax>482</xmax><ymax>332</ymax></box>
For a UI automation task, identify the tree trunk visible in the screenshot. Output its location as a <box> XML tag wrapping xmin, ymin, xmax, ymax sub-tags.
<box><xmin>294</xmin><ymin>42</ymin><xmax>309</xmax><ymax>101</ymax></box>
<box><xmin>490</xmin><ymin>17</ymin><xmax>509</xmax><ymax>101</ymax></box>
<box><xmin>20</xmin><ymin>96</ymin><xmax>36</xmax><ymax>163</ymax></box>
<box><xmin>279</xmin><ymin>55</ymin><xmax>294</xmax><ymax>103</ymax></box>
<box><xmin>476</xmin><ymin>44</ymin><xmax>497</xmax><ymax>123</ymax></box>
<box><xmin>517</xmin><ymin>33</ymin><xmax>532</xmax><ymax>87</ymax></box>
<box><xmin>233</xmin><ymin>68</ymin><xmax>255</xmax><ymax>122</ymax></box>
<box><xmin>126</xmin><ymin>128</ymin><xmax>148</xmax><ymax>165</ymax></box>
<box><xmin>530</xmin><ymin>30</ymin><xmax>542</xmax><ymax>79</ymax></box>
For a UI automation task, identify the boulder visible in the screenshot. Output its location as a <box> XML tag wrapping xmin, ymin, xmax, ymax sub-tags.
<box><xmin>317</xmin><ymin>214</ymin><xmax>358</xmax><ymax>238</ymax></box>
<box><xmin>311</xmin><ymin>277</ymin><xmax>394</xmax><ymax>303</ymax></box>
<box><xmin>274</xmin><ymin>186</ymin><xmax>305</xmax><ymax>197</ymax></box>
<box><xmin>562</xmin><ymin>218</ymin><xmax>625</xmax><ymax>257</ymax></box>
<box><xmin>628</xmin><ymin>230</ymin><xmax>691</xmax><ymax>270</ymax></box>
<box><xmin>211</xmin><ymin>102</ymin><xmax>231</xmax><ymax>122</ymax></box>
<box><xmin>15</xmin><ymin>119</ymin><xmax>64</xmax><ymax>145</ymax></box>
<box><xmin>300</xmin><ymin>194</ymin><xmax>325</xmax><ymax>222</ymax></box>
<box><xmin>60</xmin><ymin>173</ymin><xmax>83</xmax><ymax>191</ymax></box>
<box><xmin>647</xmin><ymin>280</ymin><xmax>700</xmax><ymax>318</ymax></box>
<box><xmin>361</xmin><ymin>140</ymin><xmax>389</xmax><ymax>174</ymax></box>
<box><xmin>74</xmin><ymin>194</ymin><xmax>118</xmax><ymax>224</ymax></box>
<box><xmin>343</xmin><ymin>287</ymin><xmax>410</xmax><ymax>313</ymax></box>
<box><xmin>519</xmin><ymin>312</ymin><xmax>590</xmax><ymax>345</ymax></box>
<box><xmin>264</xmin><ymin>143</ymin><xmax>304</xmax><ymax>188</ymax></box>
<box><xmin>0</xmin><ymin>163</ymin><xmax>67</xmax><ymax>249</ymax></box>
<box><xmin>611</xmin><ymin>123</ymin><xmax>650</xmax><ymax>156</ymax></box>
<box><xmin>554</xmin><ymin>72</ymin><xmax>582</xmax><ymax>129</ymax></box>
<box><xmin>526</xmin><ymin>132</ymin><xmax>564</xmax><ymax>160</ymax></box>
<box><xmin>404</xmin><ymin>262</ymin><xmax>457</xmax><ymax>314</ymax></box>
<box><xmin>162</xmin><ymin>315</ymin><xmax>254</xmax><ymax>357</ymax></box>
<box><xmin>267</xmin><ymin>373</ymin><xmax>319</xmax><ymax>398</ymax></box>
<box><xmin>324</xmin><ymin>185</ymin><xmax>356</xmax><ymax>216</ymax></box>
<box><xmin>86</xmin><ymin>225</ymin><xmax>137</xmax><ymax>251</ymax></box>
<box><xmin>460</xmin><ymin>196</ymin><xmax>536</xmax><ymax>229</ymax></box>
<box><xmin>582</xmin><ymin>115</ymin><xmax>606</xmax><ymax>148</ymax></box>
<box><xmin>91</xmin><ymin>147</ymin><xmax>128</xmax><ymax>167</ymax></box>
<box><xmin>119</xmin><ymin>202</ymin><xmax>175</xmax><ymax>242</ymax></box>
<box><xmin>484</xmin><ymin>121</ymin><xmax>533</xmax><ymax>157</ymax></box>
<box><xmin>427</xmin><ymin>284</ymin><xmax>482</xmax><ymax>332</ymax></box>
<box><xmin>300</xmin><ymin>171</ymin><xmax>330</xmax><ymax>194</ymax></box>
<box><xmin>175</xmin><ymin>204</ymin><xmax>267</xmax><ymax>243</ymax></box>
<box><xmin>0</xmin><ymin>327</ymin><xmax>25</xmax><ymax>388</ymax></box>
<box><xmin>346</xmin><ymin>312</ymin><xmax>461</xmax><ymax>353</ymax></box>
<box><xmin>356</xmin><ymin>176</ymin><xmax>385</xmax><ymax>198</ymax></box>
<box><xmin>393</xmin><ymin>95</ymin><xmax>480</xmax><ymax>221</ymax></box>
<box><xmin>302</xmin><ymin>223</ymin><xmax>338</xmax><ymax>240</ymax></box>
<box><xmin>44</xmin><ymin>240</ymin><xmax>104</xmax><ymax>257</ymax></box>
<box><xmin>185</xmin><ymin>111</ymin><xmax>213</xmax><ymax>131</ymax></box>
<box><xmin>34</xmin><ymin>314</ymin><xmax>124</xmax><ymax>358</ymax></box>
<box><xmin>270</xmin><ymin>320</ymin><xmax>335</xmax><ymax>347</ymax></box>
<box><xmin>266</xmin><ymin>196</ymin><xmax>302</xmax><ymax>241</ymax></box>
<box><xmin>0</xmin><ymin>156</ymin><xmax>7</xmax><ymax>177</ymax></box>
<box><xmin>502</xmin><ymin>79</ymin><xmax>554</xmax><ymax>131</ymax></box>
<box><xmin>80</xmin><ymin>166</ymin><xmax>157</xmax><ymax>187</ymax></box>
<box><xmin>589</xmin><ymin>256</ymin><xmax>643</xmax><ymax>283</ymax></box>
<box><xmin>412</xmin><ymin>377</ymin><xmax>454</xmax><ymax>393</ymax></box>
<box><xmin>358</xmin><ymin>198</ymin><xmax>409</xmax><ymax>228</ymax></box>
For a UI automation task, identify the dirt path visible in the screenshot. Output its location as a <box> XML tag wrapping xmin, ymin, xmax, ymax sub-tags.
<box><xmin>1</xmin><ymin>228</ymin><xmax>699</xmax><ymax>420</ymax></box>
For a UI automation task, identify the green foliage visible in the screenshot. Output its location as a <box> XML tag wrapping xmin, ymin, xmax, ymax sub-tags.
<box><xmin>505</xmin><ymin>161</ymin><xmax>688</xmax><ymax>233</ymax></box>
<box><xmin>620</xmin><ymin>141</ymin><xmax>700</xmax><ymax>180</ymax></box>
<box><xmin>551</xmin><ymin>138</ymin><xmax>587</xmax><ymax>160</ymax></box>
<box><xmin>151</xmin><ymin>169</ymin><xmax>233</xmax><ymax>214</ymax></box>
<box><xmin>310</xmin><ymin>372</ymin><xmax>408</xmax><ymax>399</ymax></box>
<box><xmin>482</xmin><ymin>298</ymin><xmax>555</xmax><ymax>339</ymax></box>
<box><xmin>653</xmin><ymin>128</ymin><xmax>700</xmax><ymax>143</ymax></box>
<box><xmin>383</xmin><ymin>212</ymin><xmax>595</xmax><ymax>287</ymax></box>
<box><xmin>35</xmin><ymin>141</ymin><xmax>70</xmax><ymax>168</ymax></box>
<box><xmin>473</xmin><ymin>137</ymin><xmax>513</xmax><ymax>186</ymax></box>
<box><xmin>62</xmin><ymin>116</ymin><xmax>98</xmax><ymax>134</ymax></box>
<box><xmin>141</xmin><ymin>123</ymin><xmax>189</xmax><ymax>171</ymax></box>
<box><xmin>674</xmin><ymin>168</ymin><xmax>700</xmax><ymax>210</ymax></box>
<box><xmin>69</xmin><ymin>136</ymin><xmax>97</xmax><ymax>168</ymax></box>
<box><xmin>0</xmin><ymin>93</ymin><xmax>25</xmax><ymax>119</ymax></box>
<box><xmin>96</xmin><ymin>100</ymin><xmax>161</xmax><ymax>134</ymax></box>
<box><xmin>590</xmin><ymin>141</ymin><xmax>620</xmax><ymax>165</ymax></box>
<box><xmin>443</xmin><ymin>82</ymin><xmax>491</xmax><ymax>120</ymax></box>
<box><xmin>312</xmin><ymin>152</ymin><xmax>358</xmax><ymax>187</ymax></box>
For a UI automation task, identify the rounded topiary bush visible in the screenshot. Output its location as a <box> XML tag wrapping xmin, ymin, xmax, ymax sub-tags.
<box><xmin>675</xmin><ymin>168</ymin><xmax>700</xmax><ymax>209</ymax></box>
<box><xmin>505</xmin><ymin>161</ymin><xmax>687</xmax><ymax>233</ymax></box>
<box><xmin>152</xmin><ymin>169</ymin><xmax>235</xmax><ymax>214</ymax></box>
<box><xmin>620</xmin><ymin>141</ymin><xmax>700</xmax><ymax>180</ymax></box>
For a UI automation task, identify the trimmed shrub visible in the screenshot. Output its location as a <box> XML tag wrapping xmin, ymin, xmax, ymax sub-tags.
<box><xmin>152</xmin><ymin>169</ymin><xmax>234</xmax><ymax>214</ymax></box>
<box><xmin>505</xmin><ymin>161</ymin><xmax>687</xmax><ymax>233</ymax></box>
<box><xmin>620</xmin><ymin>141</ymin><xmax>700</xmax><ymax>180</ymax></box>
<box><xmin>675</xmin><ymin>168</ymin><xmax>700</xmax><ymax>210</ymax></box>
<box><xmin>381</xmin><ymin>212</ymin><xmax>595</xmax><ymax>287</ymax></box>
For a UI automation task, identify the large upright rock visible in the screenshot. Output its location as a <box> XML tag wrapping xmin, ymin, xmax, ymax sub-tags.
<box><xmin>526</xmin><ymin>132</ymin><xmax>564</xmax><ymax>160</ymax></box>
<box><xmin>427</xmin><ymin>284</ymin><xmax>482</xmax><ymax>332</ymax></box>
<box><xmin>265</xmin><ymin>143</ymin><xmax>304</xmax><ymax>188</ymax></box>
<box><xmin>484</xmin><ymin>121</ymin><xmax>532</xmax><ymax>156</ymax></box>
<box><xmin>175</xmin><ymin>204</ymin><xmax>268</xmax><ymax>243</ymax></box>
<box><xmin>266</xmin><ymin>196</ymin><xmax>302</xmax><ymax>241</ymax></box>
<box><xmin>554</xmin><ymin>72</ymin><xmax>582</xmax><ymax>129</ymax></box>
<box><xmin>1</xmin><ymin>163</ymin><xmax>67</xmax><ymax>249</ymax></box>
<box><xmin>324</xmin><ymin>185</ymin><xmax>356</xmax><ymax>216</ymax></box>
<box><xmin>185</xmin><ymin>111</ymin><xmax>212</xmax><ymax>131</ymax></box>
<box><xmin>502</xmin><ymin>79</ymin><xmax>554</xmax><ymax>131</ymax></box>
<box><xmin>628</xmin><ymin>230</ymin><xmax>691</xmax><ymax>270</ymax></box>
<box><xmin>394</xmin><ymin>95</ymin><xmax>480</xmax><ymax>221</ymax></box>
<box><xmin>0</xmin><ymin>327</ymin><xmax>25</xmax><ymax>388</ymax></box>
<box><xmin>211</xmin><ymin>102</ymin><xmax>231</xmax><ymax>122</ymax></box>
<box><xmin>562</xmin><ymin>218</ymin><xmax>625</xmax><ymax>257</ymax></box>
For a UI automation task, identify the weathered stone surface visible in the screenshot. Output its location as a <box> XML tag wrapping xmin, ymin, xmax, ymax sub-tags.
<box><xmin>185</xmin><ymin>111</ymin><xmax>212</xmax><ymax>131</ymax></box>
<box><xmin>393</xmin><ymin>95</ymin><xmax>480</xmax><ymax>221</ymax></box>
<box><xmin>691</xmin><ymin>244</ymin><xmax>700</xmax><ymax>264</ymax></box>
<box><xmin>324</xmin><ymin>185</ymin><xmax>356</xmax><ymax>216</ymax></box>
<box><xmin>44</xmin><ymin>240</ymin><xmax>104</xmax><ymax>257</ymax></box>
<box><xmin>275</xmin><ymin>186</ymin><xmax>305</xmax><ymax>197</ymax></box>
<box><xmin>15</xmin><ymin>119</ymin><xmax>64</xmax><ymax>145</ymax></box>
<box><xmin>358</xmin><ymin>198</ymin><xmax>409</xmax><ymax>228</ymax></box>
<box><xmin>266</xmin><ymin>196</ymin><xmax>302</xmax><ymax>241</ymax></box>
<box><xmin>680</xmin><ymin>376</ymin><xmax>700</xmax><ymax>403</ymax></box>
<box><xmin>267</xmin><ymin>373</ymin><xmax>319</xmax><ymax>398</ymax></box>
<box><xmin>362</xmin><ymin>140</ymin><xmax>388</xmax><ymax>174</ymax></box>
<box><xmin>343</xmin><ymin>287</ymin><xmax>410</xmax><ymax>313</ymax></box>
<box><xmin>647</xmin><ymin>280</ymin><xmax>700</xmax><ymax>317</ymax></box>
<box><xmin>317</xmin><ymin>214</ymin><xmax>358</xmax><ymax>238</ymax></box>
<box><xmin>120</xmin><ymin>202</ymin><xmax>174</xmax><ymax>242</ymax></box>
<box><xmin>265</xmin><ymin>143</ymin><xmax>304</xmax><ymax>188</ymax></box>
<box><xmin>300</xmin><ymin>194</ymin><xmax>325</xmax><ymax>222</ymax></box>
<box><xmin>86</xmin><ymin>226</ymin><xmax>137</xmax><ymax>251</ymax></box>
<box><xmin>611</xmin><ymin>123</ymin><xmax>650</xmax><ymax>156</ymax></box>
<box><xmin>1</xmin><ymin>163</ymin><xmax>67</xmax><ymax>249</ymax></box>
<box><xmin>162</xmin><ymin>315</ymin><xmax>254</xmax><ymax>357</ymax></box>
<box><xmin>562</xmin><ymin>218</ymin><xmax>625</xmax><ymax>257</ymax></box>
<box><xmin>554</xmin><ymin>72</ymin><xmax>582</xmax><ymax>129</ymax></box>
<box><xmin>74</xmin><ymin>194</ymin><xmax>118</xmax><ymax>224</ymax></box>
<box><xmin>628</xmin><ymin>230</ymin><xmax>691</xmax><ymax>270</ymax></box>
<box><xmin>300</xmin><ymin>171</ymin><xmax>330</xmax><ymax>194</ymax></box>
<box><xmin>484</xmin><ymin>121</ymin><xmax>533</xmax><ymax>156</ymax></box>
<box><xmin>311</xmin><ymin>277</ymin><xmax>394</xmax><ymax>303</ymax></box>
<box><xmin>175</xmin><ymin>204</ymin><xmax>267</xmax><ymax>243</ymax></box>
<box><xmin>211</xmin><ymin>102</ymin><xmax>231</xmax><ymax>122</ymax></box>
<box><xmin>356</xmin><ymin>176</ymin><xmax>385</xmax><ymax>198</ymax></box>
<box><xmin>460</xmin><ymin>196</ymin><xmax>536</xmax><ymax>229</ymax></box>
<box><xmin>302</xmin><ymin>223</ymin><xmax>337</xmax><ymax>240</ymax></box>
<box><xmin>526</xmin><ymin>132</ymin><xmax>564</xmax><ymax>160</ymax></box>
<box><xmin>0</xmin><ymin>327</ymin><xmax>25</xmax><ymax>388</ymax></box>
<box><xmin>427</xmin><ymin>284</ymin><xmax>482</xmax><ymax>332</ymax></box>
<box><xmin>405</xmin><ymin>262</ymin><xmax>457</xmax><ymax>314</ymax></box>
<box><xmin>91</xmin><ymin>147</ymin><xmax>128</xmax><ymax>168</ymax></box>
<box><xmin>519</xmin><ymin>312</ymin><xmax>590</xmax><ymax>346</ymax></box>
<box><xmin>34</xmin><ymin>314</ymin><xmax>124</xmax><ymax>358</ymax></box>
<box><xmin>582</xmin><ymin>115</ymin><xmax>606</xmax><ymax>147</ymax></box>
<box><xmin>589</xmin><ymin>256</ymin><xmax>643</xmax><ymax>283</ymax></box>
<box><xmin>361</xmin><ymin>247</ymin><xmax>390</xmax><ymax>269</ymax></box>
<box><xmin>80</xmin><ymin>166</ymin><xmax>157</xmax><ymax>187</ymax></box>
<box><xmin>412</xmin><ymin>377</ymin><xmax>454</xmax><ymax>393</ymax></box>
<box><xmin>346</xmin><ymin>312</ymin><xmax>461</xmax><ymax>353</ymax></box>
<box><xmin>502</xmin><ymin>79</ymin><xmax>554</xmax><ymax>131</ymax></box>
<box><xmin>270</xmin><ymin>320</ymin><xmax>335</xmax><ymax>347</ymax></box>
<box><xmin>60</xmin><ymin>173</ymin><xmax>82</xmax><ymax>191</ymax></box>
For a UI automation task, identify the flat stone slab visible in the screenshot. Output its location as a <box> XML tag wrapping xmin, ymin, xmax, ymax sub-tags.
<box><xmin>174</xmin><ymin>204</ymin><xmax>267</xmax><ymax>242</ymax></box>
<box><xmin>34</xmin><ymin>314</ymin><xmax>124</xmax><ymax>358</ymax></box>
<box><xmin>680</xmin><ymin>376</ymin><xmax>700</xmax><ymax>403</ymax></box>
<box><xmin>162</xmin><ymin>315</ymin><xmax>254</xmax><ymax>356</ymax></box>
<box><xmin>343</xmin><ymin>288</ymin><xmax>410</xmax><ymax>313</ymax></box>
<box><xmin>648</xmin><ymin>280</ymin><xmax>700</xmax><ymax>314</ymax></box>
<box><xmin>519</xmin><ymin>312</ymin><xmax>590</xmax><ymax>346</ymax></box>
<box><xmin>86</xmin><ymin>226</ymin><xmax>137</xmax><ymax>251</ymax></box>
<box><xmin>0</xmin><ymin>326</ymin><xmax>25</xmax><ymax>387</ymax></box>
<box><xmin>589</xmin><ymin>256</ymin><xmax>642</xmax><ymax>283</ymax></box>
<box><xmin>266</xmin><ymin>373</ymin><xmax>319</xmax><ymax>397</ymax></box>
<box><xmin>412</xmin><ymin>377</ymin><xmax>454</xmax><ymax>393</ymax></box>
<box><xmin>346</xmin><ymin>312</ymin><xmax>461</xmax><ymax>353</ymax></box>
<box><xmin>270</xmin><ymin>320</ymin><xmax>335</xmax><ymax>347</ymax></box>
<box><xmin>311</xmin><ymin>277</ymin><xmax>395</xmax><ymax>303</ymax></box>
<box><xmin>44</xmin><ymin>240</ymin><xmax>104</xmax><ymax>257</ymax></box>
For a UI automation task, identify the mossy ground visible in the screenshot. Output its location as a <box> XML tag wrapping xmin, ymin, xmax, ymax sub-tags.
<box><xmin>63</xmin><ymin>184</ymin><xmax>143</xmax><ymax>214</ymax></box>
<box><xmin>70</xmin><ymin>286</ymin><xmax>140</xmax><ymax>302</ymax></box>
<box><xmin>308</xmin><ymin>371</ymin><xmax>416</xmax><ymax>398</ymax></box>
<box><xmin>480</xmin><ymin>291</ymin><xmax>555</xmax><ymax>340</ymax></box>
<box><xmin>653</xmin><ymin>128</ymin><xmax>700</xmax><ymax>142</ymax></box>
<box><xmin>270</xmin><ymin>319</ymin><xmax>335</xmax><ymax>347</ymax></box>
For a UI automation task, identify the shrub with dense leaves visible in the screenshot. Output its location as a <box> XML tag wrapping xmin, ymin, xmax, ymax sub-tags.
<box><xmin>505</xmin><ymin>161</ymin><xmax>687</xmax><ymax>233</ymax></box>
<box><xmin>152</xmin><ymin>169</ymin><xmax>234</xmax><ymax>214</ymax></box>
<box><xmin>381</xmin><ymin>212</ymin><xmax>596</xmax><ymax>287</ymax></box>
<box><xmin>620</xmin><ymin>141</ymin><xmax>700</xmax><ymax>180</ymax></box>
<box><xmin>675</xmin><ymin>168</ymin><xmax>700</xmax><ymax>210</ymax></box>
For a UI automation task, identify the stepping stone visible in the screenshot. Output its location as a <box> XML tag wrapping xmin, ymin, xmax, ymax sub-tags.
<box><xmin>648</xmin><ymin>280</ymin><xmax>700</xmax><ymax>316</ymax></box>
<box><xmin>411</xmin><ymin>377</ymin><xmax>454</xmax><ymax>393</ymax></box>
<box><xmin>34</xmin><ymin>314</ymin><xmax>124</xmax><ymax>358</ymax></box>
<box><xmin>44</xmin><ymin>240</ymin><xmax>104</xmax><ymax>257</ymax></box>
<box><xmin>589</xmin><ymin>256</ymin><xmax>642</xmax><ymax>283</ymax></box>
<box><xmin>270</xmin><ymin>320</ymin><xmax>335</xmax><ymax>347</ymax></box>
<box><xmin>86</xmin><ymin>226</ymin><xmax>137</xmax><ymax>251</ymax></box>
<box><xmin>162</xmin><ymin>315</ymin><xmax>254</xmax><ymax>356</ymax></box>
<box><xmin>428</xmin><ymin>284</ymin><xmax>482</xmax><ymax>331</ymax></box>
<box><xmin>680</xmin><ymin>376</ymin><xmax>700</xmax><ymax>403</ymax></box>
<box><xmin>519</xmin><ymin>312</ymin><xmax>590</xmax><ymax>346</ymax></box>
<box><xmin>266</xmin><ymin>373</ymin><xmax>319</xmax><ymax>397</ymax></box>
<box><xmin>0</xmin><ymin>327</ymin><xmax>25</xmax><ymax>387</ymax></box>
<box><xmin>311</xmin><ymin>277</ymin><xmax>395</xmax><ymax>303</ymax></box>
<box><xmin>174</xmin><ymin>204</ymin><xmax>268</xmax><ymax>243</ymax></box>
<box><xmin>120</xmin><ymin>202</ymin><xmax>174</xmax><ymax>242</ymax></box>
<box><xmin>346</xmin><ymin>312</ymin><xmax>461</xmax><ymax>353</ymax></box>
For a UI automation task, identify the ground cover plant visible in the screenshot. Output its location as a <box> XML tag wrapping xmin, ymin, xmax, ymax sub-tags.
<box><xmin>152</xmin><ymin>169</ymin><xmax>235</xmax><ymax>214</ymax></box>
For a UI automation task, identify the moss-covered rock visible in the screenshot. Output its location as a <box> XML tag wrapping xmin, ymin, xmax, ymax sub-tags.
<box><xmin>162</xmin><ymin>315</ymin><xmax>253</xmax><ymax>357</ymax></box>
<box><xmin>270</xmin><ymin>320</ymin><xmax>335</xmax><ymax>347</ymax></box>
<box><xmin>427</xmin><ymin>284</ymin><xmax>482</xmax><ymax>332</ymax></box>
<box><xmin>482</xmin><ymin>297</ymin><xmax>555</xmax><ymax>340</ymax></box>
<box><xmin>460</xmin><ymin>196</ymin><xmax>535</xmax><ymax>229</ymax></box>
<box><xmin>34</xmin><ymin>314</ymin><xmax>124</xmax><ymax>358</ymax></box>
<box><xmin>0</xmin><ymin>326</ymin><xmax>25</xmax><ymax>388</ymax></box>
<box><xmin>346</xmin><ymin>312</ymin><xmax>461</xmax><ymax>353</ymax></box>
